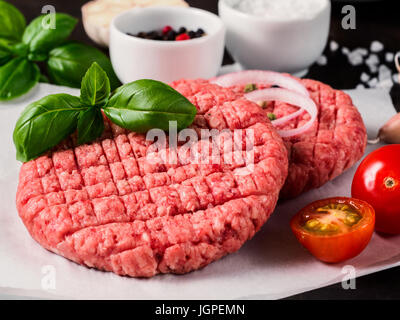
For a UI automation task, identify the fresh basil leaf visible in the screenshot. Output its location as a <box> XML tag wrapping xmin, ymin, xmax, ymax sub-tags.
<box><xmin>10</xmin><ymin>42</ymin><xmax>29</xmax><ymax>57</ymax></box>
<box><xmin>0</xmin><ymin>49</ymin><xmax>11</xmax><ymax>65</ymax></box>
<box><xmin>0</xmin><ymin>38</ymin><xmax>13</xmax><ymax>65</ymax></box>
<box><xmin>80</xmin><ymin>62</ymin><xmax>110</xmax><ymax>107</ymax></box>
<box><xmin>77</xmin><ymin>107</ymin><xmax>104</xmax><ymax>145</ymax></box>
<box><xmin>0</xmin><ymin>57</ymin><xmax>40</xmax><ymax>101</ymax></box>
<box><xmin>13</xmin><ymin>94</ymin><xmax>85</xmax><ymax>162</ymax></box>
<box><xmin>27</xmin><ymin>52</ymin><xmax>48</xmax><ymax>62</ymax></box>
<box><xmin>47</xmin><ymin>42</ymin><xmax>120</xmax><ymax>90</ymax></box>
<box><xmin>103</xmin><ymin>79</ymin><xmax>197</xmax><ymax>132</ymax></box>
<box><xmin>22</xmin><ymin>13</ymin><xmax>77</xmax><ymax>53</ymax></box>
<box><xmin>0</xmin><ymin>1</ymin><xmax>26</xmax><ymax>41</ymax></box>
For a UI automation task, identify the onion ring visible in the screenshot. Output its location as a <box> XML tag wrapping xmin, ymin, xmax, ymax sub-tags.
<box><xmin>245</xmin><ymin>88</ymin><xmax>318</xmax><ymax>137</ymax></box>
<box><xmin>210</xmin><ymin>70</ymin><xmax>309</xmax><ymax>96</ymax></box>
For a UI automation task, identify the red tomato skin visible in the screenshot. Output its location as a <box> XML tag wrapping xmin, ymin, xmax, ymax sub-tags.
<box><xmin>291</xmin><ymin>197</ymin><xmax>375</xmax><ymax>263</ymax></box>
<box><xmin>291</xmin><ymin>221</ymin><xmax>374</xmax><ymax>263</ymax></box>
<box><xmin>352</xmin><ymin>145</ymin><xmax>400</xmax><ymax>234</ymax></box>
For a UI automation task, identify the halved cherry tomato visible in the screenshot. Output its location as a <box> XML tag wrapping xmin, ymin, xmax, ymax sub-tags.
<box><xmin>290</xmin><ymin>197</ymin><xmax>375</xmax><ymax>263</ymax></box>
<box><xmin>352</xmin><ymin>145</ymin><xmax>400</xmax><ymax>234</ymax></box>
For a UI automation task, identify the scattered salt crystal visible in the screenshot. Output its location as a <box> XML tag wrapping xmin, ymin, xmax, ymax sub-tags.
<box><xmin>330</xmin><ymin>40</ymin><xmax>339</xmax><ymax>52</ymax></box>
<box><xmin>341</xmin><ymin>47</ymin><xmax>350</xmax><ymax>55</ymax></box>
<box><xmin>365</xmin><ymin>54</ymin><xmax>380</xmax><ymax>72</ymax></box>
<box><xmin>378</xmin><ymin>64</ymin><xmax>392</xmax><ymax>82</ymax></box>
<box><xmin>356</xmin><ymin>84</ymin><xmax>365</xmax><ymax>89</ymax></box>
<box><xmin>348</xmin><ymin>51</ymin><xmax>363</xmax><ymax>66</ymax></box>
<box><xmin>366</xmin><ymin>54</ymin><xmax>380</xmax><ymax>65</ymax></box>
<box><xmin>316</xmin><ymin>55</ymin><xmax>327</xmax><ymax>66</ymax></box>
<box><xmin>377</xmin><ymin>78</ymin><xmax>393</xmax><ymax>90</ymax></box>
<box><xmin>360</xmin><ymin>72</ymin><xmax>370</xmax><ymax>82</ymax></box>
<box><xmin>353</xmin><ymin>48</ymin><xmax>368</xmax><ymax>56</ymax></box>
<box><xmin>369</xmin><ymin>65</ymin><xmax>378</xmax><ymax>73</ymax></box>
<box><xmin>393</xmin><ymin>74</ymin><xmax>399</xmax><ymax>83</ymax></box>
<box><xmin>368</xmin><ymin>77</ymin><xmax>378</xmax><ymax>87</ymax></box>
<box><xmin>370</xmin><ymin>41</ymin><xmax>384</xmax><ymax>53</ymax></box>
<box><xmin>385</xmin><ymin>52</ymin><xmax>394</xmax><ymax>63</ymax></box>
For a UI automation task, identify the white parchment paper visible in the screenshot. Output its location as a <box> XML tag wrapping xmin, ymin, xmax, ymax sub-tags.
<box><xmin>0</xmin><ymin>83</ymin><xmax>398</xmax><ymax>300</ymax></box>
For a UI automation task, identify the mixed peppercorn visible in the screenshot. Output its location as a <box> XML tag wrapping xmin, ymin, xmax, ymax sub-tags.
<box><xmin>127</xmin><ymin>26</ymin><xmax>206</xmax><ymax>41</ymax></box>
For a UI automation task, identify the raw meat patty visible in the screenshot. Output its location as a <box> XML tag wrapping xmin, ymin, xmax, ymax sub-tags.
<box><xmin>225</xmin><ymin>78</ymin><xmax>367</xmax><ymax>199</ymax></box>
<box><xmin>16</xmin><ymin>80</ymin><xmax>288</xmax><ymax>277</ymax></box>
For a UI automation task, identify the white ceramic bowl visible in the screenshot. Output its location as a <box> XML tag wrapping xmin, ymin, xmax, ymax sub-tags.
<box><xmin>219</xmin><ymin>0</ymin><xmax>331</xmax><ymax>73</ymax></box>
<box><xmin>110</xmin><ymin>6</ymin><xmax>225</xmax><ymax>84</ymax></box>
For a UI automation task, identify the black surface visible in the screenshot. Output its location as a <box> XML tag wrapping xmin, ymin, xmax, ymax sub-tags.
<box><xmin>7</xmin><ymin>0</ymin><xmax>400</xmax><ymax>299</ymax></box>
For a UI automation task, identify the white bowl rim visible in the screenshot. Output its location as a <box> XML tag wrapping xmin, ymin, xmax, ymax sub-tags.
<box><xmin>219</xmin><ymin>0</ymin><xmax>331</xmax><ymax>24</ymax></box>
<box><xmin>111</xmin><ymin>6</ymin><xmax>225</xmax><ymax>47</ymax></box>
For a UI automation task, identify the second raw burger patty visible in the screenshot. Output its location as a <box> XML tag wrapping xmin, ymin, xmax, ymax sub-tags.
<box><xmin>250</xmin><ymin>79</ymin><xmax>367</xmax><ymax>199</ymax></box>
<box><xmin>175</xmin><ymin>78</ymin><xmax>366</xmax><ymax>199</ymax></box>
<box><xmin>16</xmin><ymin>80</ymin><xmax>288</xmax><ymax>277</ymax></box>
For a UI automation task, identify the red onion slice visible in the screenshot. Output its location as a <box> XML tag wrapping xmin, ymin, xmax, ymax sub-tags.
<box><xmin>245</xmin><ymin>88</ymin><xmax>318</xmax><ymax>138</ymax></box>
<box><xmin>211</xmin><ymin>70</ymin><xmax>309</xmax><ymax>96</ymax></box>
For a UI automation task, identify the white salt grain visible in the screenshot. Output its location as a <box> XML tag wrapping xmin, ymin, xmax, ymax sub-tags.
<box><xmin>368</xmin><ymin>78</ymin><xmax>378</xmax><ymax>87</ymax></box>
<box><xmin>341</xmin><ymin>47</ymin><xmax>350</xmax><ymax>55</ymax></box>
<box><xmin>353</xmin><ymin>48</ymin><xmax>368</xmax><ymax>56</ymax></box>
<box><xmin>366</xmin><ymin>54</ymin><xmax>380</xmax><ymax>65</ymax></box>
<box><xmin>365</xmin><ymin>54</ymin><xmax>379</xmax><ymax>73</ymax></box>
<box><xmin>356</xmin><ymin>84</ymin><xmax>365</xmax><ymax>89</ymax></box>
<box><xmin>348</xmin><ymin>51</ymin><xmax>363</xmax><ymax>66</ymax></box>
<box><xmin>393</xmin><ymin>74</ymin><xmax>399</xmax><ymax>84</ymax></box>
<box><xmin>316</xmin><ymin>55</ymin><xmax>327</xmax><ymax>66</ymax></box>
<box><xmin>378</xmin><ymin>64</ymin><xmax>392</xmax><ymax>82</ymax></box>
<box><xmin>330</xmin><ymin>40</ymin><xmax>339</xmax><ymax>52</ymax></box>
<box><xmin>360</xmin><ymin>72</ymin><xmax>370</xmax><ymax>82</ymax></box>
<box><xmin>385</xmin><ymin>52</ymin><xmax>394</xmax><ymax>63</ymax></box>
<box><xmin>377</xmin><ymin>79</ymin><xmax>393</xmax><ymax>90</ymax></box>
<box><xmin>368</xmin><ymin>65</ymin><xmax>378</xmax><ymax>74</ymax></box>
<box><xmin>370</xmin><ymin>41</ymin><xmax>384</xmax><ymax>53</ymax></box>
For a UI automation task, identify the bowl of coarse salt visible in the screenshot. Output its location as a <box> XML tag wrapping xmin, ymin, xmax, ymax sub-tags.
<box><xmin>219</xmin><ymin>0</ymin><xmax>331</xmax><ymax>74</ymax></box>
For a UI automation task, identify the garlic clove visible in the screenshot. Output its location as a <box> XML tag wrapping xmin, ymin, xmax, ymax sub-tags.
<box><xmin>378</xmin><ymin>112</ymin><xmax>400</xmax><ymax>144</ymax></box>
<box><xmin>81</xmin><ymin>0</ymin><xmax>189</xmax><ymax>47</ymax></box>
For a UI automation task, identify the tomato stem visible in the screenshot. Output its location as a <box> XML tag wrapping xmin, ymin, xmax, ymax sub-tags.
<box><xmin>384</xmin><ymin>177</ymin><xmax>396</xmax><ymax>189</ymax></box>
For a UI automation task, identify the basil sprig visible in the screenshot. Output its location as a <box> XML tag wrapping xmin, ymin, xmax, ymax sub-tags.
<box><xmin>76</xmin><ymin>107</ymin><xmax>105</xmax><ymax>146</ymax></box>
<box><xmin>0</xmin><ymin>57</ymin><xmax>40</xmax><ymax>100</ymax></box>
<box><xmin>0</xmin><ymin>39</ymin><xmax>13</xmax><ymax>65</ymax></box>
<box><xmin>14</xmin><ymin>94</ymin><xmax>84</xmax><ymax>161</ymax></box>
<box><xmin>80</xmin><ymin>61</ymin><xmax>110</xmax><ymax>107</ymax></box>
<box><xmin>0</xmin><ymin>1</ymin><xmax>120</xmax><ymax>101</ymax></box>
<box><xmin>22</xmin><ymin>13</ymin><xmax>77</xmax><ymax>54</ymax></box>
<box><xmin>104</xmin><ymin>80</ymin><xmax>197</xmax><ymax>132</ymax></box>
<box><xmin>13</xmin><ymin>63</ymin><xmax>197</xmax><ymax>162</ymax></box>
<box><xmin>0</xmin><ymin>0</ymin><xmax>26</xmax><ymax>41</ymax></box>
<box><xmin>47</xmin><ymin>42</ymin><xmax>120</xmax><ymax>92</ymax></box>
<box><xmin>77</xmin><ymin>62</ymin><xmax>109</xmax><ymax>145</ymax></box>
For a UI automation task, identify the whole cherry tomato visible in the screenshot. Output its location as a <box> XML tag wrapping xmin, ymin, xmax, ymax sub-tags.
<box><xmin>291</xmin><ymin>197</ymin><xmax>375</xmax><ymax>263</ymax></box>
<box><xmin>352</xmin><ymin>144</ymin><xmax>400</xmax><ymax>234</ymax></box>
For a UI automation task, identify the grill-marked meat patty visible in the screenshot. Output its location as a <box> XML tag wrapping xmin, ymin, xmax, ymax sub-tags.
<box><xmin>278</xmin><ymin>79</ymin><xmax>366</xmax><ymax>198</ymax></box>
<box><xmin>211</xmin><ymin>78</ymin><xmax>367</xmax><ymax>199</ymax></box>
<box><xmin>16</xmin><ymin>80</ymin><xmax>288</xmax><ymax>277</ymax></box>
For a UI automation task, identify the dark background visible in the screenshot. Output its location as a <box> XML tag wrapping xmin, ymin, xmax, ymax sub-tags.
<box><xmin>8</xmin><ymin>0</ymin><xmax>400</xmax><ymax>299</ymax></box>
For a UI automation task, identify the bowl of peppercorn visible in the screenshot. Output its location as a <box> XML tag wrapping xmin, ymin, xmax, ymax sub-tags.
<box><xmin>110</xmin><ymin>6</ymin><xmax>225</xmax><ymax>83</ymax></box>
